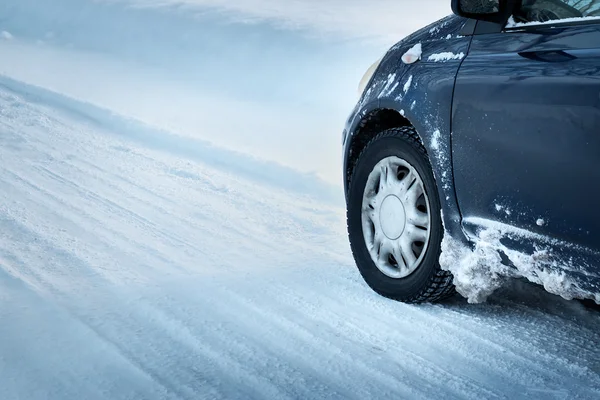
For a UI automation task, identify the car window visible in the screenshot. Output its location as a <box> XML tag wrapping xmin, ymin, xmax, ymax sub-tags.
<box><xmin>461</xmin><ymin>0</ymin><xmax>500</xmax><ymax>13</ymax></box>
<box><xmin>516</xmin><ymin>0</ymin><xmax>600</xmax><ymax>23</ymax></box>
<box><xmin>562</xmin><ymin>0</ymin><xmax>600</xmax><ymax>15</ymax></box>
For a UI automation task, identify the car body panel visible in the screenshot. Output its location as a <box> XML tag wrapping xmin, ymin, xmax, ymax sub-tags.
<box><xmin>452</xmin><ymin>21</ymin><xmax>600</xmax><ymax>282</ymax></box>
<box><xmin>343</xmin><ymin>15</ymin><xmax>471</xmax><ymax>239</ymax></box>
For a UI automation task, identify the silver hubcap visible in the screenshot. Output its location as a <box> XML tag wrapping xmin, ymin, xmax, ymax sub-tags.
<box><xmin>361</xmin><ymin>156</ymin><xmax>431</xmax><ymax>279</ymax></box>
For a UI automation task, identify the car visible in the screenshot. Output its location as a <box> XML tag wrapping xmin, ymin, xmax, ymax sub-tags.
<box><xmin>342</xmin><ymin>0</ymin><xmax>600</xmax><ymax>304</ymax></box>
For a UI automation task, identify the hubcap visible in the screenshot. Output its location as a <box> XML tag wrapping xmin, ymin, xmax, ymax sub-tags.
<box><xmin>361</xmin><ymin>156</ymin><xmax>431</xmax><ymax>279</ymax></box>
<box><xmin>379</xmin><ymin>195</ymin><xmax>406</xmax><ymax>239</ymax></box>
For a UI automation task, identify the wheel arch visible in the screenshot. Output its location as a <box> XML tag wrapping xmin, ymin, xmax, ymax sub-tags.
<box><xmin>344</xmin><ymin>105</ymin><xmax>466</xmax><ymax>240</ymax></box>
<box><xmin>345</xmin><ymin>108</ymin><xmax>412</xmax><ymax>191</ymax></box>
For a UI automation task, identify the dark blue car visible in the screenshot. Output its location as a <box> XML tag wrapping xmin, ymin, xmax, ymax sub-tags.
<box><xmin>343</xmin><ymin>0</ymin><xmax>600</xmax><ymax>304</ymax></box>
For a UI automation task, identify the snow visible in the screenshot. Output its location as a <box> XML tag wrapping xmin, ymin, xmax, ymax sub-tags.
<box><xmin>506</xmin><ymin>15</ymin><xmax>600</xmax><ymax>28</ymax></box>
<box><xmin>537</xmin><ymin>218</ymin><xmax>546</xmax><ymax>227</ymax></box>
<box><xmin>401</xmin><ymin>43</ymin><xmax>422</xmax><ymax>65</ymax></box>
<box><xmin>428</xmin><ymin>126</ymin><xmax>454</xmax><ymax>202</ymax></box>
<box><xmin>427</xmin><ymin>52</ymin><xmax>465</xmax><ymax>62</ymax></box>
<box><xmin>440</xmin><ymin>218</ymin><xmax>600</xmax><ymax>305</ymax></box>
<box><xmin>429</xmin><ymin>20</ymin><xmax>449</xmax><ymax>35</ymax></box>
<box><xmin>431</xmin><ymin>129</ymin><xmax>441</xmax><ymax>151</ymax></box>
<box><xmin>378</xmin><ymin>73</ymin><xmax>398</xmax><ymax>98</ymax></box>
<box><xmin>1</xmin><ymin>1</ymin><xmax>600</xmax><ymax>398</ymax></box>
<box><xmin>494</xmin><ymin>204</ymin><xmax>512</xmax><ymax>216</ymax></box>
<box><xmin>403</xmin><ymin>75</ymin><xmax>413</xmax><ymax>94</ymax></box>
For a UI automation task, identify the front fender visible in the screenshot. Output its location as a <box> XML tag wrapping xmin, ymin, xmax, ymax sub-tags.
<box><xmin>344</xmin><ymin>24</ymin><xmax>472</xmax><ymax>240</ymax></box>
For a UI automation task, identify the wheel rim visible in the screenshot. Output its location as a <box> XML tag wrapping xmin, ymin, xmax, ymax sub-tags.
<box><xmin>361</xmin><ymin>156</ymin><xmax>432</xmax><ymax>279</ymax></box>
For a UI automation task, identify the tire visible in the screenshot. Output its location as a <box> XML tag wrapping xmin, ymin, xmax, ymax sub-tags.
<box><xmin>346</xmin><ymin>126</ymin><xmax>455</xmax><ymax>303</ymax></box>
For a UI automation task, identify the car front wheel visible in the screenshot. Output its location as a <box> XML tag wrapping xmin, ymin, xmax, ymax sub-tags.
<box><xmin>346</xmin><ymin>126</ymin><xmax>455</xmax><ymax>303</ymax></box>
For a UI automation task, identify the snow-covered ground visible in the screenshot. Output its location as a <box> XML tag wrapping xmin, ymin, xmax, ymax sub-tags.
<box><xmin>1</xmin><ymin>1</ymin><xmax>600</xmax><ymax>399</ymax></box>
<box><xmin>2</xmin><ymin>75</ymin><xmax>600</xmax><ymax>400</ymax></box>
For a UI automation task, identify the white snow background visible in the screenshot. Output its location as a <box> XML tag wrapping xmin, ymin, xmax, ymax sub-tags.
<box><xmin>0</xmin><ymin>1</ymin><xmax>599</xmax><ymax>399</ymax></box>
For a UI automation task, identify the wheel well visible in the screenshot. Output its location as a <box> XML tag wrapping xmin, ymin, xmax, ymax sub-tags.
<box><xmin>346</xmin><ymin>108</ymin><xmax>412</xmax><ymax>189</ymax></box>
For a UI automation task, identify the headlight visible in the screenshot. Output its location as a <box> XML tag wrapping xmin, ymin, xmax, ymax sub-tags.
<box><xmin>358</xmin><ymin>57</ymin><xmax>383</xmax><ymax>97</ymax></box>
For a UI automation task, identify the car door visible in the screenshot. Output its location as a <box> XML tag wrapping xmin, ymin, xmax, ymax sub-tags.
<box><xmin>451</xmin><ymin>15</ymin><xmax>600</xmax><ymax>257</ymax></box>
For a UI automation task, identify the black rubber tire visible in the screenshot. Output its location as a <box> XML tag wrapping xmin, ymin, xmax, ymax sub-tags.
<box><xmin>346</xmin><ymin>126</ymin><xmax>456</xmax><ymax>303</ymax></box>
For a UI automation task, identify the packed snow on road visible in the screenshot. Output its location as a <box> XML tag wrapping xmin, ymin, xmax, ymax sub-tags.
<box><xmin>1</xmin><ymin>1</ymin><xmax>599</xmax><ymax>399</ymax></box>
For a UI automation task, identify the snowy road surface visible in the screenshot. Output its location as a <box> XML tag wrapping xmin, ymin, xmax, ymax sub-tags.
<box><xmin>1</xmin><ymin>78</ymin><xmax>600</xmax><ymax>400</ymax></box>
<box><xmin>2</xmin><ymin>0</ymin><xmax>600</xmax><ymax>398</ymax></box>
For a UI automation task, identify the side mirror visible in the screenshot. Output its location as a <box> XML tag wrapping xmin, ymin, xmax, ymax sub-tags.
<box><xmin>451</xmin><ymin>0</ymin><xmax>515</xmax><ymax>24</ymax></box>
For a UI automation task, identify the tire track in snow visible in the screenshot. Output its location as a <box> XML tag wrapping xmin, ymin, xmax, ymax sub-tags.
<box><xmin>0</xmin><ymin>168</ymin><xmax>191</xmax><ymax>280</ymax></box>
<box><xmin>0</xmin><ymin>265</ymin><xmax>180</xmax><ymax>400</ymax></box>
<box><xmin>210</xmin><ymin>284</ymin><xmax>487</xmax><ymax>399</ymax></box>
